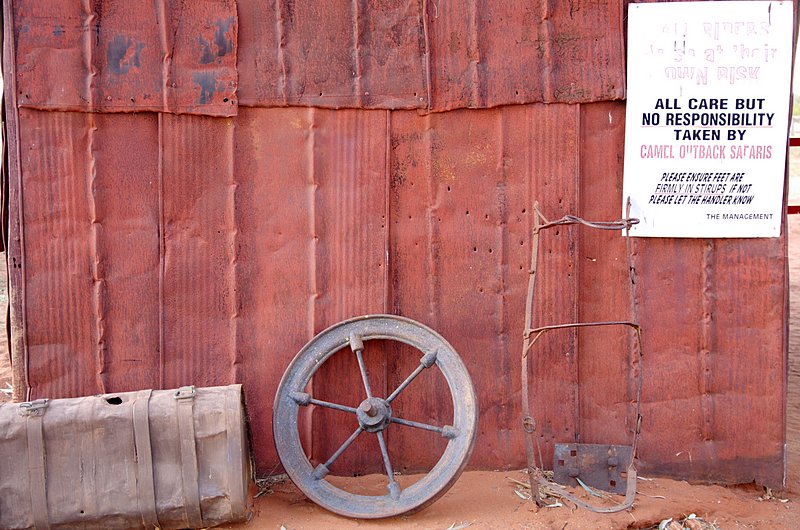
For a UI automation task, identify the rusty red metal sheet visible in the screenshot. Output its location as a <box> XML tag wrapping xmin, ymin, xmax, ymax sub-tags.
<box><xmin>8</xmin><ymin>101</ymin><xmax>788</xmax><ymax>487</ymax></box>
<box><xmin>234</xmin><ymin>0</ymin><xmax>625</xmax><ymax>110</ymax></box>
<box><xmin>12</xmin><ymin>0</ymin><xmax>238</xmax><ymax>116</ymax></box>
<box><xmin>13</xmin><ymin>0</ymin><xmax>627</xmax><ymax>114</ymax></box>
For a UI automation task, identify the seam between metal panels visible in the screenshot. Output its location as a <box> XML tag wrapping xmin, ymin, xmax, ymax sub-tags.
<box><xmin>424</xmin><ymin>113</ymin><xmax>439</xmax><ymax>326</ymax></box>
<box><xmin>3</xmin><ymin>0</ymin><xmax>31</xmax><ymax>401</ymax></box>
<box><xmin>156</xmin><ymin>0</ymin><xmax>171</xmax><ymax>112</ymax></box>
<box><xmin>275</xmin><ymin>0</ymin><xmax>288</xmax><ymax>104</ymax></box>
<box><xmin>628</xmin><ymin>234</ymin><xmax>642</xmax><ymax>443</ymax></box>
<box><xmin>306</xmin><ymin>106</ymin><xmax>317</xmax><ymax>338</ymax></box>
<box><xmin>80</xmin><ymin>0</ymin><xmax>96</xmax><ymax>108</ymax></box>
<box><xmin>228</xmin><ymin>118</ymin><xmax>241</xmax><ymax>384</ymax></box>
<box><xmin>157</xmin><ymin>113</ymin><xmax>166</xmax><ymax>389</ymax></box>
<box><xmin>466</xmin><ymin>0</ymin><xmax>479</xmax><ymax>107</ymax></box>
<box><xmin>617</xmin><ymin>0</ymin><xmax>627</xmax><ymax>100</ymax></box>
<box><xmin>351</xmin><ymin>0</ymin><xmax>363</xmax><ymax>106</ymax></box>
<box><xmin>700</xmin><ymin>240</ymin><xmax>715</xmax><ymax>443</ymax></box>
<box><xmin>86</xmin><ymin>114</ymin><xmax>108</xmax><ymax>393</ymax></box>
<box><xmin>305</xmin><ymin>106</ymin><xmax>317</xmax><ymax>460</ymax></box>
<box><xmin>571</xmin><ymin>104</ymin><xmax>580</xmax><ymax>442</ymax></box>
<box><xmin>383</xmin><ymin>109</ymin><xmax>391</xmax><ymax>405</ymax></box>
<box><xmin>783</xmin><ymin>216</ymin><xmax>790</xmax><ymax>489</ymax></box>
<box><xmin>497</xmin><ymin>109</ymin><xmax>509</xmax><ymax>402</ymax></box>
<box><xmin>421</xmin><ymin>0</ymin><xmax>432</xmax><ymax>110</ymax></box>
<box><xmin>383</xmin><ymin>110</ymin><xmax>391</xmax><ymax>314</ymax></box>
<box><xmin>539</xmin><ymin>0</ymin><xmax>555</xmax><ymax>101</ymax></box>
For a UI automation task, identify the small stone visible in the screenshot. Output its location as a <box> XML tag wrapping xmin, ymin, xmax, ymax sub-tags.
<box><xmin>684</xmin><ymin>520</ymin><xmax>704</xmax><ymax>530</ymax></box>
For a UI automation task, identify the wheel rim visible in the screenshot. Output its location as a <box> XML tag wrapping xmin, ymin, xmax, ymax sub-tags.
<box><xmin>273</xmin><ymin>314</ymin><xmax>478</xmax><ymax>518</ymax></box>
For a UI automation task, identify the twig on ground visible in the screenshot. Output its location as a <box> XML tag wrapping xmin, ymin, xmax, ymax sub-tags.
<box><xmin>254</xmin><ymin>474</ymin><xmax>289</xmax><ymax>498</ymax></box>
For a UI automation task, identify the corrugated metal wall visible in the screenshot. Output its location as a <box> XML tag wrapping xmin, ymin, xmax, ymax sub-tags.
<box><xmin>3</xmin><ymin>0</ymin><xmax>788</xmax><ymax>487</ymax></box>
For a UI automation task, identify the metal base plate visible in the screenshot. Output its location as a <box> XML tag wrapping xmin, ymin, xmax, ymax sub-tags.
<box><xmin>553</xmin><ymin>443</ymin><xmax>633</xmax><ymax>494</ymax></box>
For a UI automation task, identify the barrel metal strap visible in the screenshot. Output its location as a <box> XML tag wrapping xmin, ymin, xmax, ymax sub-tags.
<box><xmin>224</xmin><ymin>386</ymin><xmax>247</xmax><ymax>519</ymax></box>
<box><xmin>133</xmin><ymin>390</ymin><xmax>159</xmax><ymax>529</ymax></box>
<box><xmin>21</xmin><ymin>400</ymin><xmax>50</xmax><ymax>530</ymax></box>
<box><xmin>175</xmin><ymin>386</ymin><xmax>203</xmax><ymax>529</ymax></box>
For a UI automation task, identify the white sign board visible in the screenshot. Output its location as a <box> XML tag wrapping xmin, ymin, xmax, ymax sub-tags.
<box><xmin>623</xmin><ymin>1</ymin><xmax>793</xmax><ymax>238</ymax></box>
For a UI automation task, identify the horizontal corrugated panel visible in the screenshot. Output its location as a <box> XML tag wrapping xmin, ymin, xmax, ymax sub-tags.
<box><xmin>13</xmin><ymin>0</ymin><xmax>238</xmax><ymax>116</ymax></box>
<box><xmin>427</xmin><ymin>0</ymin><xmax>625</xmax><ymax>110</ymax></box>
<box><xmin>236</xmin><ymin>0</ymin><xmax>428</xmax><ymax>109</ymax></box>
<box><xmin>12</xmin><ymin>0</ymin><xmax>625</xmax><ymax>114</ymax></box>
<box><xmin>236</xmin><ymin>0</ymin><xmax>626</xmax><ymax>110</ymax></box>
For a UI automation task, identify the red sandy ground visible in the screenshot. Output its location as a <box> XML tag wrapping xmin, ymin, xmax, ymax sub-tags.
<box><xmin>2</xmin><ymin>212</ymin><xmax>800</xmax><ymax>528</ymax></box>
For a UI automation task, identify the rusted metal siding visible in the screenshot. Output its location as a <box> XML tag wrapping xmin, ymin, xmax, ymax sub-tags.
<box><xmin>14</xmin><ymin>0</ymin><xmax>238</xmax><ymax>115</ymax></box>
<box><xmin>3</xmin><ymin>0</ymin><xmax>787</xmax><ymax>488</ymax></box>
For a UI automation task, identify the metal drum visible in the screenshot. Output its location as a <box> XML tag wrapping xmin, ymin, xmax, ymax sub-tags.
<box><xmin>0</xmin><ymin>385</ymin><xmax>250</xmax><ymax>529</ymax></box>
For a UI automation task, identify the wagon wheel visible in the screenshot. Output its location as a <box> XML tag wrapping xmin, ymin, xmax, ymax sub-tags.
<box><xmin>273</xmin><ymin>314</ymin><xmax>478</xmax><ymax>519</ymax></box>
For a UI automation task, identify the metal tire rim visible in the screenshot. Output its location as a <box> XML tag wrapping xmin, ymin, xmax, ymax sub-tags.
<box><xmin>273</xmin><ymin>314</ymin><xmax>478</xmax><ymax>519</ymax></box>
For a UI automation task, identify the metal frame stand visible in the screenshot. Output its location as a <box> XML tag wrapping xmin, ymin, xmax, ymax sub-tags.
<box><xmin>520</xmin><ymin>201</ymin><xmax>643</xmax><ymax>513</ymax></box>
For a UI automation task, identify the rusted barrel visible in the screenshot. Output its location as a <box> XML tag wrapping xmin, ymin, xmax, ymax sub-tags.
<box><xmin>0</xmin><ymin>385</ymin><xmax>250</xmax><ymax>529</ymax></box>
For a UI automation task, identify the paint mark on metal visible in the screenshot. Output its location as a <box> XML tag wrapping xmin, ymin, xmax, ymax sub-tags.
<box><xmin>200</xmin><ymin>17</ymin><xmax>235</xmax><ymax>64</ymax></box>
<box><xmin>52</xmin><ymin>25</ymin><xmax>64</xmax><ymax>37</ymax></box>
<box><xmin>193</xmin><ymin>72</ymin><xmax>217</xmax><ymax>104</ymax></box>
<box><xmin>107</xmin><ymin>35</ymin><xmax>144</xmax><ymax>75</ymax></box>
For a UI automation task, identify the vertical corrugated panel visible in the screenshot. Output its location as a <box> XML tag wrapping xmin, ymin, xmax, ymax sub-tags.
<box><xmin>161</xmin><ymin>113</ymin><xmax>238</xmax><ymax>388</ymax></box>
<box><xmin>631</xmin><ymin>235</ymin><xmax>786</xmax><ymax>486</ymax></box>
<box><xmin>635</xmin><ymin>239</ymin><xmax>720</xmax><ymax>475</ymax></box>
<box><xmin>16</xmin><ymin>110</ymin><xmax>162</xmax><ymax>398</ymax></box>
<box><xmin>19</xmin><ymin>110</ymin><xmax>96</xmax><ymax>398</ymax></box>
<box><xmin>90</xmin><ymin>113</ymin><xmax>161</xmax><ymax>392</ymax></box>
<box><xmin>427</xmin><ymin>0</ymin><xmax>625</xmax><ymax>110</ymax></box>
<box><xmin>236</xmin><ymin>0</ymin><xmax>428</xmax><ymax>109</ymax></box>
<box><xmin>13</xmin><ymin>0</ymin><xmax>238</xmax><ymax>116</ymax></box>
<box><xmin>310</xmin><ymin>109</ymin><xmax>389</xmax><ymax>474</ymax></box>
<box><xmin>232</xmin><ymin>106</ymin><xmax>315</xmax><ymax>469</ymax></box>
<box><xmin>388</xmin><ymin>104</ymin><xmax>579</xmax><ymax>470</ymax></box>
<box><xmin>710</xmin><ymin>239</ymin><xmax>785</xmax><ymax>485</ymax></box>
<box><xmin>709</xmin><ymin>239</ymin><xmax>785</xmax><ymax>485</ymax></box>
<box><xmin>576</xmin><ymin>101</ymin><xmax>635</xmax><ymax>447</ymax></box>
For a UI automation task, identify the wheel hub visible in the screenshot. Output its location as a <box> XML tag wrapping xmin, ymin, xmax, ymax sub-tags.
<box><xmin>356</xmin><ymin>397</ymin><xmax>392</xmax><ymax>432</ymax></box>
